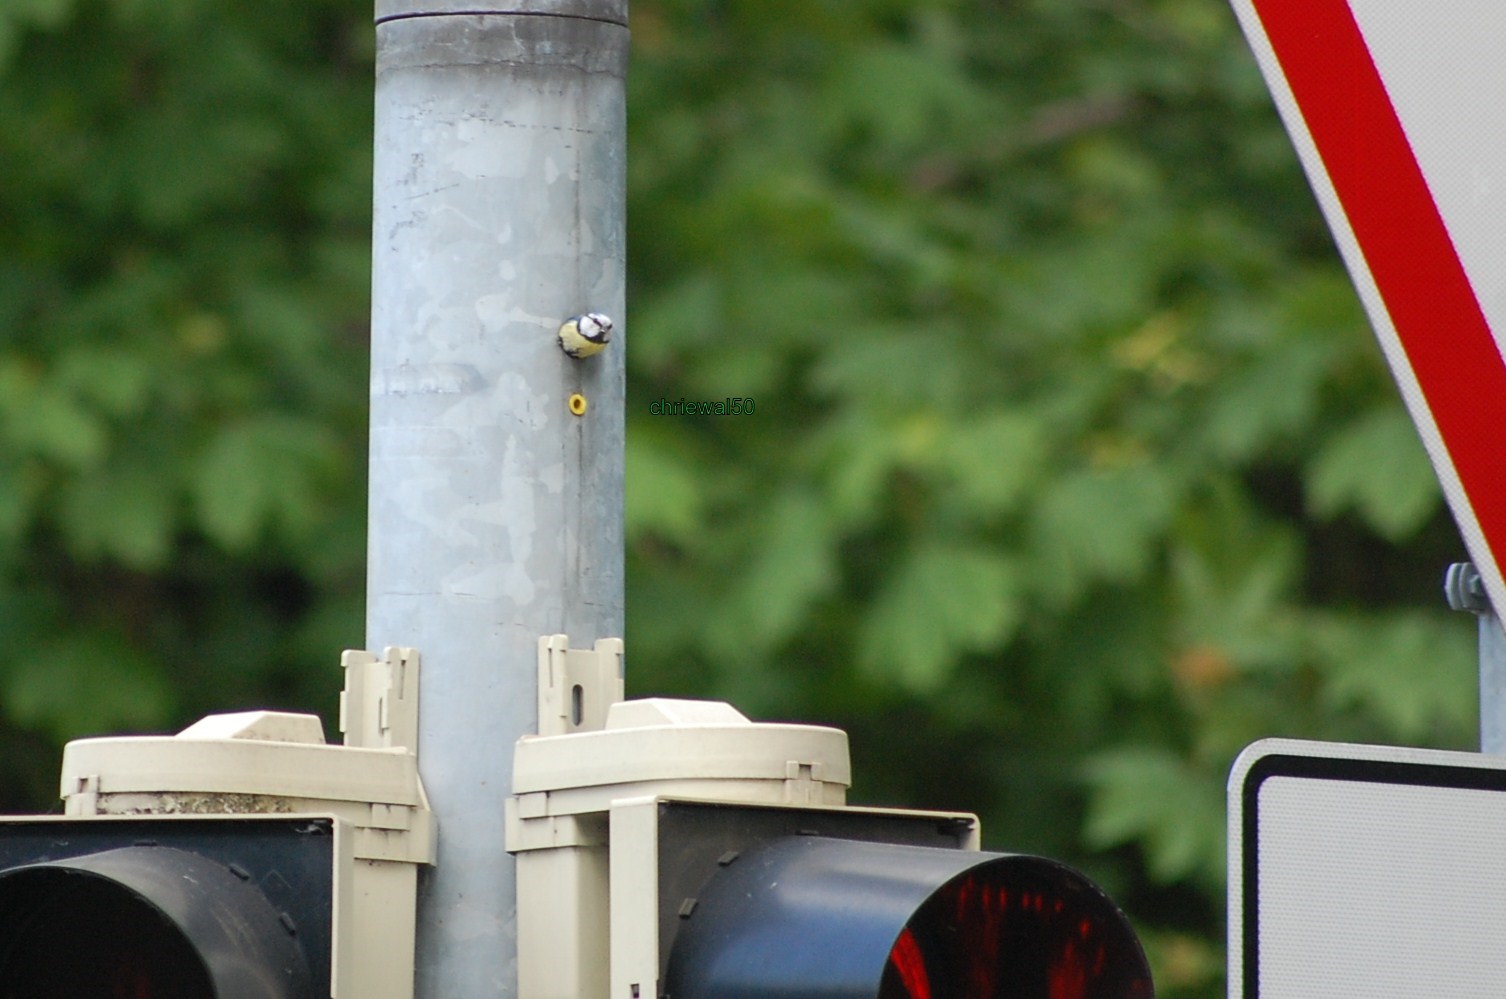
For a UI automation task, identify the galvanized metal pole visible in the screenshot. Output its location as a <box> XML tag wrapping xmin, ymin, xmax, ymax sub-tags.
<box><xmin>367</xmin><ymin>2</ymin><xmax>627</xmax><ymax>995</ymax></box>
<box><xmin>1445</xmin><ymin>562</ymin><xmax>1506</xmax><ymax>754</ymax></box>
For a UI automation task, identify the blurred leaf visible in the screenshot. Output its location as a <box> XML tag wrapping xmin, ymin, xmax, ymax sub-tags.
<box><xmin>811</xmin><ymin>327</ymin><xmax>972</xmax><ymax>408</ymax></box>
<box><xmin>1310</xmin><ymin>612</ymin><xmax>1474</xmax><ymax>740</ymax></box>
<box><xmin>714</xmin><ymin>486</ymin><xmax>838</xmax><ymax>655</ymax></box>
<box><xmin>938</xmin><ymin>409</ymin><xmax>1049</xmax><ymax>516</ymax></box>
<box><xmin>54</xmin><ymin>346</ymin><xmax>155</xmax><ymax>418</ymax></box>
<box><xmin>1307</xmin><ymin>407</ymin><xmax>1441</xmax><ymax>540</ymax></box>
<box><xmin>625</xmin><ymin>427</ymin><xmax>705</xmax><ymax>544</ymax></box>
<box><xmin>859</xmin><ymin>542</ymin><xmax>1021</xmax><ymax>692</ymax></box>
<box><xmin>824</xmin><ymin>40</ymin><xmax>983</xmax><ymax>148</ymax></box>
<box><xmin>1170</xmin><ymin>493</ymin><xmax>1303</xmax><ymax>675</ymax></box>
<box><xmin>58</xmin><ymin>459</ymin><xmax>177</xmax><ymax>569</ymax></box>
<box><xmin>192</xmin><ymin>416</ymin><xmax>342</xmax><ymax>550</ymax></box>
<box><xmin>1085</xmin><ymin>747</ymin><xmax>1226</xmax><ymax>888</ymax></box>
<box><xmin>0</xmin><ymin>0</ymin><xmax>73</xmax><ymax>69</ymax></box>
<box><xmin>1140</xmin><ymin>928</ymin><xmax>1225</xmax><ymax>997</ymax></box>
<box><xmin>1200</xmin><ymin>337</ymin><xmax>1335</xmax><ymax>460</ymax></box>
<box><xmin>0</xmin><ymin>458</ymin><xmax>44</xmax><ymax>543</ymax></box>
<box><xmin>1030</xmin><ymin>464</ymin><xmax>1181</xmax><ymax>600</ymax></box>
<box><xmin>1</xmin><ymin>633</ymin><xmax>174</xmax><ymax>739</ymax></box>
<box><xmin>0</xmin><ymin>360</ymin><xmax>108</xmax><ymax>468</ymax></box>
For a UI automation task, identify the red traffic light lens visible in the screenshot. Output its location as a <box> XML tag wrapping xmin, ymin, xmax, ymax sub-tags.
<box><xmin>667</xmin><ymin>836</ymin><xmax>1153</xmax><ymax>999</ymax></box>
<box><xmin>881</xmin><ymin>862</ymin><xmax>1154</xmax><ymax>999</ymax></box>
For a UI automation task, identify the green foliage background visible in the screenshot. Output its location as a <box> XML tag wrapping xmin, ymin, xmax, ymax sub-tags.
<box><xmin>0</xmin><ymin>0</ymin><xmax>1477</xmax><ymax>994</ymax></box>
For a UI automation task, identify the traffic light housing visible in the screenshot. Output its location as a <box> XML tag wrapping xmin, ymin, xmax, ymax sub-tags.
<box><xmin>0</xmin><ymin>648</ymin><xmax>434</xmax><ymax>999</ymax></box>
<box><xmin>508</xmin><ymin>636</ymin><xmax>1153</xmax><ymax>999</ymax></box>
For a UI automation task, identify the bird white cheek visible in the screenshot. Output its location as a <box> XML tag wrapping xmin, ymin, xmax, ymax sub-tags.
<box><xmin>556</xmin><ymin>315</ymin><xmax>612</xmax><ymax>359</ymax></box>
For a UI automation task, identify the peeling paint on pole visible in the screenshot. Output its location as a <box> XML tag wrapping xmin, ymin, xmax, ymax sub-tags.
<box><xmin>368</xmin><ymin>2</ymin><xmax>626</xmax><ymax>994</ymax></box>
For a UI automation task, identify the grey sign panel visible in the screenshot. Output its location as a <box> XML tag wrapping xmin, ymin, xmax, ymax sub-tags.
<box><xmin>1230</xmin><ymin>739</ymin><xmax>1506</xmax><ymax>998</ymax></box>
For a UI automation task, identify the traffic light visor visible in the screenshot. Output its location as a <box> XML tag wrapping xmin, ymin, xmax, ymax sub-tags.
<box><xmin>667</xmin><ymin>836</ymin><xmax>1153</xmax><ymax>999</ymax></box>
<box><xmin>0</xmin><ymin>845</ymin><xmax>315</xmax><ymax>999</ymax></box>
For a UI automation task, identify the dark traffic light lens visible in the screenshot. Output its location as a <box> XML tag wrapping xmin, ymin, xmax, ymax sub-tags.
<box><xmin>0</xmin><ymin>846</ymin><xmax>314</xmax><ymax>999</ymax></box>
<box><xmin>880</xmin><ymin>862</ymin><xmax>1154</xmax><ymax>999</ymax></box>
<box><xmin>0</xmin><ymin>869</ymin><xmax>213</xmax><ymax>998</ymax></box>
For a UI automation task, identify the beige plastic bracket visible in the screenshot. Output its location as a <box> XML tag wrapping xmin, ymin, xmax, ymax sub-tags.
<box><xmin>538</xmin><ymin>635</ymin><xmax>624</xmax><ymax>736</ymax></box>
<box><xmin>341</xmin><ymin>646</ymin><xmax>420</xmax><ymax>751</ymax></box>
<box><xmin>608</xmin><ymin>797</ymin><xmax>661</xmax><ymax>999</ymax></box>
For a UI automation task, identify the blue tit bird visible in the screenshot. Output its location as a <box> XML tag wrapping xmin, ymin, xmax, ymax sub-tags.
<box><xmin>557</xmin><ymin>312</ymin><xmax>614</xmax><ymax>359</ymax></box>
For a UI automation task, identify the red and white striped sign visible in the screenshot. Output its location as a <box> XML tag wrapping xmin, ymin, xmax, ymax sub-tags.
<box><xmin>1229</xmin><ymin>0</ymin><xmax>1506</xmax><ymax>614</ymax></box>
